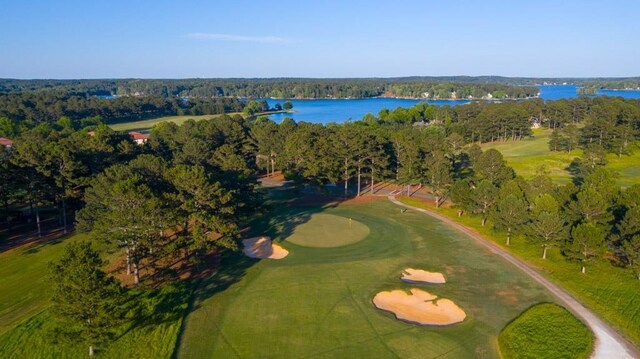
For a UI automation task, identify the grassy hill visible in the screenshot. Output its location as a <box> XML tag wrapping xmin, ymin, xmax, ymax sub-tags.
<box><xmin>482</xmin><ymin>128</ymin><xmax>640</xmax><ymax>187</ymax></box>
<box><xmin>109</xmin><ymin>113</ymin><xmax>241</xmax><ymax>132</ymax></box>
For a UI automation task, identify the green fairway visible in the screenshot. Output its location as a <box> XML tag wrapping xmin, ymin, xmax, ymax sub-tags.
<box><xmin>175</xmin><ymin>201</ymin><xmax>555</xmax><ymax>358</ymax></box>
<box><xmin>399</xmin><ymin>196</ymin><xmax>640</xmax><ymax>347</ymax></box>
<box><xmin>108</xmin><ymin>113</ymin><xmax>241</xmax><ymax>132</ymax></box>
<box><xmin>482</xmin><ymin>128</ymin><xmax>640</xmax><ymax>187</ymax></box>
<box><xmin>285</xmin><ymin>213</ymin><xmax>370</xmax><ymax>248</ymax></box>
<box><xmin>498</xmin><ymin>303</ymin><xmax>592</xmax><ymax>359</ymax></box>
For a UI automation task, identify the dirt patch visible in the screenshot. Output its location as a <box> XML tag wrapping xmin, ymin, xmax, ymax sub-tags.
<box><xmin>373</xmin><ymin>288</ymin><xmax>466</xmax><ymax>326</ymax></box>
<box><xmin>401</xmin><ymin>268</ymin><xmax>446</xmax><ymax>284</ymax></box>
<box><xmin>242</xmin><ymin>236</ymin><xmax>289</xmax><ymax>259</ymax></box>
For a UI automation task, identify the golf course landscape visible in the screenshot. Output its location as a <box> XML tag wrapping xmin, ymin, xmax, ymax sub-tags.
<box><xmin>1</xmin><ymin>195</ymin><xmax>584</xmax><ymax>358</ymax></box>
<box><xmin>174</xmin><ymin>199</ymin><xmax>556</xmax><ymax>358</ymax></box>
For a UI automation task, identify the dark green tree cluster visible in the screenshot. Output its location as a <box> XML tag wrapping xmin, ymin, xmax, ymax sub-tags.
<box><xmin>0</xmin><ymin>78</ymin><xmax>538</xmax><ymax>100</ymax></box>
<box><xmin>0</xmin><ymin>91</ymin><xmax>244</xmax><ymax>128</ymax></box>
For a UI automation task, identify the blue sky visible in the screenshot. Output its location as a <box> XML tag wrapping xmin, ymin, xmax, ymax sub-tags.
<box><xmin>1</xmin><ymin>0</ymin><xmax>638</xmax><ymax>78</ymax></box>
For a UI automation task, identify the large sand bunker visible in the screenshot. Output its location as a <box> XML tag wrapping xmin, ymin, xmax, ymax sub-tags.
<box><xmin>401</xmin><ymin>268</ymin><xmax>446</xmax><ymax>284</ymax></box>
<box><xmin>242</xmin><ymin>237</ymin><xmax>289</xmax><ymax>259</ymax></box>
<box><xmin>373</xmin><ymin>288</ymin><xmax>466</xmax><ymax>326</ymax></box>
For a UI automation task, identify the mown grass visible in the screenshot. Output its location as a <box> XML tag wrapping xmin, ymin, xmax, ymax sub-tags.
<box><xmin>175</xmin><ymin>201</ymin><xmax>554</xmax><ymax>358</ymax></box>
<box><xmin>108</xmin><ymin>113</ymin><xmax>241</xmax><ymax>132</ymax></box>
<box><xmin>0</xmin><ymin>234</ymin><xmax>88</xmax><ymax>335</ymax></box>
<box><xmin>0</xmin><ymin>283</ymin><xmax>191</xmax><ymax>359</ymax></box>
<box><xmin>399</xmin><ymin>196</ymin><xmax>640</xmax><ymax>347</ymax></box>
<box><xmin>284</xmin><ymin>213</ymin><xmax>370</xmax><ymax>248</ymax></box>
<box><xmin>498</xmin><ymin>303</ymin><xmax>592</xmax><ymax>359</ymax></box>
<box><xmin>482</xmin><ymin>128</ymin><xmax>640</xmax><ymax>187</ymax></box>
<box><xmin>0</xmin><ymin>234</ymin><xmax>193</xmax><ymax>358</ymax></box>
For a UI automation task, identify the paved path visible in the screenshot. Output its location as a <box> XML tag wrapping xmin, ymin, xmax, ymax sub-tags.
<box><xmin>388</xmin><ymin>196</ymin><xmax>639</xmax><ymax>359</ymax></box>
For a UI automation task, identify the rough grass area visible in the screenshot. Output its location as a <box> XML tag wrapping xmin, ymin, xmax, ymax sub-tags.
<box><xmin>175</xmin><ymin>201</ymin><xmax>553</xmax><ymax>358</ymax></box>
<box><xmin>0</xmin><ymin>234</ymin><xmax>88</xmax><ymax>335</ymax></box>
<box><xmin>0</xmin><ymin>234</ymin><xmax>193</xmax><ymax>358</ymax></box>
<box><xmin>284</xmin><ymin>213</ymin><xmax>370</xmax><ymax>248</ymax></box>
<box><xmin>399</xmin><ymin>196</ymin><xmax>640</xmax><ymax>348</ymax></box>
<box><xmin>482</xmin><ymin>128</ymin><xmax>640</xmax><ymax>187</ymax></box>
<box><xmin>0</xmin><ymin>283</ymin><xmax>191</xmax><ymax>359</ymax></box>
<box><xmin>498</xmin><ymin>303</ymin><xmax>593</xmax><ymax>359</ymax></box>
<box><xmin>108</xmin><ymin>113</ymin><xmax>240</xmax><ymax>132</ymax></box>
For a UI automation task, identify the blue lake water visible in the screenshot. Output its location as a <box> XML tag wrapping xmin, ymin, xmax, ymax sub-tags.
<box><xmin>265</xmin><ymin>85</ymin><xmax>640</xmax><ymax>123</ymax></box>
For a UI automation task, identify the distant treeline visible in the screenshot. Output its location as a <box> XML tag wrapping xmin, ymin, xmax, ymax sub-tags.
<box><xmin>0</xmin><ymin>78</ymin><xmax>538</xmax><ymax>100</ymax></box>
<box><xmin>0</xmin><ymin>91</ymin><xmax>245</xmax><ymax>128</ymax></box>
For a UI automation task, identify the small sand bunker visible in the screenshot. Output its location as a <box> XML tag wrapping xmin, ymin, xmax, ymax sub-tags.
<box><xmin>373</xmin><ymin>288</ymin><xmax>466</xmax><ymax>326</ymax></box>
<box><xmin>242</xmin><ymin>236</ymin><xmax>288</xmax><ymax>259</ymax></box>
<box><xmin>401</xmin><ymin>268</ymin><xmax>446</xmax><ymax>284</ymax></box>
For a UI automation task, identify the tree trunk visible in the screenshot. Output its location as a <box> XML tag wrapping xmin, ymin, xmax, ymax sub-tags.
<box><xmin>271</xmin><ymin>155</ymin><xmax>275</xmax><ymax>178</ymax></box>
<box><xmin>542</xmin><ymin>245</ymin><xmax>548</xmax><ymax>259</ymax></box>
<box><xmin>133</xmin><ymin>262</ymin><xmax>140</xmax><ymax>286</ymax></box>
<box><xmin>36</xmin><ymin>208</ymin><xmax>42</xmax><ymax>237</ymax></box>
<box><xmin>370</xmin><ymin>165</ymin><xmax>375</xmax><ymax>195</ymax></box>
<box><xmin>126</xmin><ymin>246</ymin><xmax>131</xmax><ymax>275</ymax></box>
<box><xmin>4</xmin><ymin>199</ymin><xmax>10</xmax><ymax>232</ymax></box>
<box><xmin>357</xmin><ymin>164</ymin><xmax>362</xmax><ymax>197</ymax></box>
<box><xmin>435</xmin><ymin>196</ymin><xmax>441</xmax><ymax>208</ymax></box>
<box><xmin>61</xmin><ymin>178</ymin><xmax>68</xmax><ymax>234</ymax></box>
<box><xmin>89</xmin><ymin>345</ymin><xmax>95</xmax><ymax>357</ymax></box>
<box><xmin>344</xmin><ymin>158</ymin><xmax>349</xmax><ymax>198</ymax></box>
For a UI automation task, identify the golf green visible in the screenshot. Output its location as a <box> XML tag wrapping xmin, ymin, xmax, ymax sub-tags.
<box><xmin>176</xmin><ymin>201</ymin><xmax>554</xmax><ymax>358</ymax></box>
<box><xmin>285</xmin><ymin>213</ymin><xmax>370</xmax><ymax>248</ymax></box>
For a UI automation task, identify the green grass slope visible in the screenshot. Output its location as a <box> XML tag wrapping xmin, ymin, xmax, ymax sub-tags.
<box><xmin>482</xmin><ymin>128</ymin><xmax>640</xmax><ymax>187</ymax></box>
<box><xmin>109</xmin><ymin>114</ymin><xmax>239</xmax><ymax>132</ymax></box>
<box><xmin>498</xmin><ymin>303</ymin><xmax>592</xmax><ymax>359</ymax></box>
<box><xmin>176</xmin><ymin>201</ymin><xmax>554</xmax><ymax>359</ymax></box>
<box><xmin>0</xmin><ymin>234</ymin><xmax>192</xmax><ymax>358</ymax></box>
<box><xmin>0</xmin><ymin>235</ymin><xmax>87</xmax><ymax>335</ymax></box>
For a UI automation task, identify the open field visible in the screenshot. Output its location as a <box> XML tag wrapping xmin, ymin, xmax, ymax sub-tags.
<box><xmin>175</xmin><ymin>200</ymin><xmax>555</xmax><ymax>358</ymax></box>
<box><xmin>108</xmin><ymin>113</ymin><xmax>241</xmax><ymax>132</ymax></box>
<box><xmin>482</xmin><ymin>128</ymin><xmax>640</xmax><ymax>187</ymax></box>
<box><xmin>498</xmin><ymin>303</ymin><xmax>592</xmax><ymax>359</ymax></box>
<box><xmin>399</xmin><ymin>196</ymin><xmax>640</xmax><ymax>348</ymax></box>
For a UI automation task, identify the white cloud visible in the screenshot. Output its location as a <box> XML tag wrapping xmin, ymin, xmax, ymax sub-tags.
<box><xmin>186</xmin><ymin>33</ymin><xmax>293</xmax><ymax>44</ymax></box>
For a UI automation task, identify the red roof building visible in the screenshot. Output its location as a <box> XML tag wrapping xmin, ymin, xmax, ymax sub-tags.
<box><xmin>128</xmin><ymin>131</ymin><xmax>150</xmax><ymax>144</ymax></box>
<box><xmin>0</xmin><ymin>137</ymin><xmax>13</xmax><ymax>147</ymax></box>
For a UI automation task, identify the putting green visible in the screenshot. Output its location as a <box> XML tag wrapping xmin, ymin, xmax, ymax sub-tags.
<box><xmin>285</xmin><ymin>213</ymin><xmax>370</xmax><ymax>248</ymax></box>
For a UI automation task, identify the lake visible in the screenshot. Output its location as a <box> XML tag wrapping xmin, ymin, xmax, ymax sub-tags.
<box><xmin>266</xmin><ymin>85</ymin><xmax>640</xmax><ymax>123</ymax></box>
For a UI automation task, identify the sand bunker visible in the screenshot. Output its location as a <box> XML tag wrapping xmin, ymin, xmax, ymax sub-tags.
<box><xmin>373</xmin><ymin>288</ymin><xmax>466</xmax><ymax>326</ymax></box>
<box><xmin>242</xmin><ymin>237</ymin><xmax>289</xmax><ymax>259</ymax></box>
<box><xmin>401</xmin><ymin>268</ymin><xmax>446</xmax><ymax>284</ymax></box>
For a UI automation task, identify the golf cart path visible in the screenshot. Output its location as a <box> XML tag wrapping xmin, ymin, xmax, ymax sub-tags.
<box><xmin>388</xmin><ymin>196</ymin><xmax>639</xmax><ymax>359</ymax></box>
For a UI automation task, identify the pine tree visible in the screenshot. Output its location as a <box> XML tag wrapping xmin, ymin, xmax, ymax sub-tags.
<box><xmin>567</xmin><ymin>222</ymin><xmax>606</xmax><ymax>274</ymax></box>
<box><xmin>49</xmin><ymin>241</ymin><xmax>126</xmax><ymax>356</ymax></box>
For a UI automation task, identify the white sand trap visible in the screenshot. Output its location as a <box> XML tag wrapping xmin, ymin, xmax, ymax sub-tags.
<box><xmin>401</xmin><ymin>268</ymin><xmax>446</xmax><ymax>284</ymax></box>
<box><xmin>242</xmin><ymin>236</ymin><xmax>288</xmax><ymax>259</ymax></box>
<box><xmin>373</xmin><ymin>288</ymin><xmax>466</xmax><ymax>326</ymax></box>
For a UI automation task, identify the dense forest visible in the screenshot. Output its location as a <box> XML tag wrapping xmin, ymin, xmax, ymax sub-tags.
<box><xmin>0</xmin><ymin>91</ymin><xmax>244</xmax><ymax>129</ymax></box>
<box><xmin>0</xmin><ymin>78</ymin><xmax>538</xmax><ymax>100</ymax></box>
